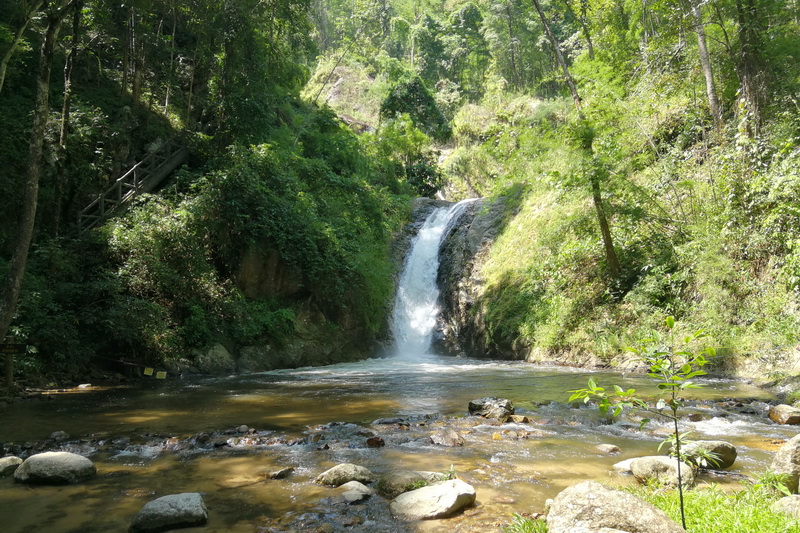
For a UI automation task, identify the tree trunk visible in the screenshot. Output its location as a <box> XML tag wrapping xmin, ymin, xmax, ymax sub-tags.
<box><xmin>0</xmin><ymin>0</ymin><xmax>46</xmax><ymax>94</ymax></box>
<box><xmin>736</xmin><ymin>0</ymin><xmax>765</xmax><ymax>136</ymax></box>
<box><xmin>691</xmin><ymin>1</ymin><xmax>722</xmax><ymax>129</ymax></box>
<box><xmin>531</xmin><ymin>0</ymin><xmax>582</xmax><ymax>109</ymax></box>
<box><xmin>506</xmin><ymin>3</ymin><xmax>520</xmax><ymax>90</ymax></box>
<box><xmin>0</xmin><ymin>0</ymin><xmax>74</xmax><ymax>344</ymax></box>
<box><xmin>52</xmin><ymin>0</ymin><xmax>82</xmax><ymax>236</ymax></box>
<box><xmin>591</xmin><ymin>171</ymin><xmax>621</xmax><ymax>280</ymax></box>
<box><xmin>530</xmin><ymin>0</ymin><xmax>621</xmax><ymax>280</ymax></box>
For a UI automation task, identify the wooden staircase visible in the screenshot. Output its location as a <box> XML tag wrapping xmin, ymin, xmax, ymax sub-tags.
<box><xmin>78</xmin><ymin>137</ymin><xmax>189</xmax><ymax>233</ymax></box>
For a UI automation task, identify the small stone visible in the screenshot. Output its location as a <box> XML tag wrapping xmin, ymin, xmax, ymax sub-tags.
<box><xmin>0</xmin><ymin>456</ymin><xmax>23</xmax><ymax>477</ymax></box>
<box><xmin>508</xmin><ymin>415</ymin><xmax>532</xmax><ymax>423</ymax></box>
<box><xmin>49</xmin><ymin>431</ymin><xmax>70</xmax><ymax>442</ymax></box>
<box><xmin>770</xmin><ymin>405</ymin><xmax>800</xmax><ymax>425</ymax></box>
<box><xmin>269</xmin><ymin>467</ymin><xmax>294</xmax><ymax>479</ymax></box>
<box><xmin>596</xmin><ymin>444</ymin><xmax>621</xmax><ymax>455</ymax></box>
<box><xmin>315</xmin><ymin>463</ymin><xmax>376</xmax><ymax>486</ymax></box>
<box><xmin>688</xmin><ymin>413</ymin><xmax>704</xmax><ymax>422</ymax></box>
<box><xmin>431</xmin><ymin>429</ymin><xmax>465</xmax><ymax>447</ymax></box>
<box><xmin>237</xmin><ymin>425</ymin><xmax>250</xmax><ymax>433</ymax></box>
<box><xmin>366</xmin><ymin>436</ymin><xmax>385</xmax><ymax>447</ymax></box>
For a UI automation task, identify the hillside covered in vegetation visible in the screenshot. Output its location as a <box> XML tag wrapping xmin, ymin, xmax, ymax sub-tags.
<box><xmin>1</xmin><ymin>0</ymin><xmax>799</xmax><ymax>383</ymax></box>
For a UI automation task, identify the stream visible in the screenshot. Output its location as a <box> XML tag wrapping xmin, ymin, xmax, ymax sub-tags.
<box><xmin>0</xmin><ymin>200</ymin><xmax>794</xmax><ymax>532</ymax></box>
<box><xmin>0</xmin><ymin>356</ymin><xmax>792</xmax><ymax>533</ymax></box>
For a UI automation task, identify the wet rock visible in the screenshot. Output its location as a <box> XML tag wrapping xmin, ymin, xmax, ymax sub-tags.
<box><xmin>430</xmin><ymin>428</ymin><xmax>465</xmax><ymax>447</ymax></box>
<box><xmin>338</xmin><ymin>481</ymin><xmax>374</xmax><ymax>504</ymax></box>
<box><xmin>0</xmin><ymin>456</ymin><xmax>23</xmax><ymax>476</ymax></box>
<box><xmin>129</xmin><ymin>492</ymin><xmax>208</xmax><ymax>532</ymax></box>
<box><xmin>366</xmin><ymin>436</ymin><xmax>385</xmax><ymax>447</ymax></box>
<box><xmin>315</xmin><ymin>463</ymin><xmax>376</xmax><ymax>486</ymax></box>
<box><xmin>596</xmin><ymin>444</ymin><xmax>621</xmax><ymax>455</ymax></box>
<box><xmin>772</xmin><ymin>495</ymin><xmax>800</xmax><ymax>518</ymax></box>
<box><xmin>237</xmin><ymin>425</ymin><xmax>250</xmax><ymax>433</ymax></box>
<box><xmin>508</xmin><ymin>414</ymin><xmax>532</xmax><ymax>423</ymax></box>
<box><xmin>372</xmin><ymin>417</ymin><xmax>407</xmax><ymax>425</ymax></box>
<box><xmin>676</xmin><ymin>440</ymin><xmax>737</xmax><ymax>469</ymax></box>
<box><xmin>468</xmin><ymin>397</ymin><xmax>515</xmax><ymax>421</ymax></box>
<box><xmin>269</xmin><ymin>467</ymin><xmax>294</xmax><ymax>479</ymax></box>
<box><xmin>547</xmin><ymin>480</ymin><xmax>685</xmax><ymax>533</ymax></box>
<box><xmin>630</xmin><ymin>456</ymin><xmax>695</xmax><ymax>488</ymax></box>
<box><xmin>771</xmin><ymin>434</ymin><xmax>800</xmax><ymax>493</ymax></box>
<box><xmin>377</xmin><ymin>470</ymin><xmax>445</xmax><ymax>498</ymax></box>
<box><xmin>49</xmin><ymin>431</ymin><xmax>70</xmax><ymax>442</ymax></box>
<box><xmin>14</xmin><ymin>451</ymin><xmax>96</xmax><ymax>484</ymax></box>
<box><xmin>769</xmin><ymin>404</ymin><xmax>800</xmax><ymax>425</ymax></box>
<box><xmin>390</xmin><ymin>479</ymin><xmax>476</xmax><ymax>520</ymax></box>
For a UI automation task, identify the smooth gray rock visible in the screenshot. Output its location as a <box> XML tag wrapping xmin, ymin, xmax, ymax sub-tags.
<box><xmin>546</xmin><ymin>480</ymin><xmax>686</xmax><ymax>533</ymax></box>
<box><xmin>772</xmin><ymin>495</ymin><xmax>800</xmax><ymax>518</ymax></box>
<box><xmin>468</xmin><ymin>397</ymin><xmax>515</xmax><ymax>420</ymax></box>
<box><xmin>129</xmin><ymin>492</ymin><xmax>208</xmax><ymax>532</ymax></box>
<box><xmin>596</xmin><ymin>444</ymin><xmax>621</xmax><ymax>455</ymax></box>
<box><xmin>630</xmin><ymin>456</ymin><xmax>695</xmax><ymax>488</ymax></box>
<box><xmin>678</xmin><ymin>440</ymin><xmax>737</xmax><ymax>469</ymax></box>
<box><xmin>390</xmin><ymin>479</ymin><xmax>476</xmax><ymax>520</ymax></box>
<box><xmin>0</xmin><ymin>456</ymin><xmax>23</xmax><ymax>476</ymax></box>
<box><xmin>771</xmin><ymin>434</ymin><xmax>800</xmax><ymax>493</ymax></box>
<box><xmin>377</xmin><ymin>470</ymin><xmax>445</xmax><ymax>498</ymax></box>
<box><xmin>315</xmin><ymin>463</ymin><xmax>376</xmax><ymax>486</ymax></box>
<box><xmin>339</xmin><ymin>482</ymin><xmax>373</xmax><ymax>504</ymax></box>
<box><xmin>770</xmin><ymin>404</ymin><xmax>800</xmax><ymax>425</ymax></box>
<box><xmin>14</xmin><ymin>452</ymin><xmax>96</xmax><ymax>484</ymax></box>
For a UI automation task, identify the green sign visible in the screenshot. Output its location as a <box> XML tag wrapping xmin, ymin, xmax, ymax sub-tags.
<box><xmin>0</xmin><ymin>344</ymin><xmax>26</xmax><ymax>355</ymax></box>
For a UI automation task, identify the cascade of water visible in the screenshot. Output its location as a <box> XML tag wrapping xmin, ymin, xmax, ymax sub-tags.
<box><xmin>391</xmin><ymin>199</ymin><xmax>477</xmax><ymax>358</ymax></box>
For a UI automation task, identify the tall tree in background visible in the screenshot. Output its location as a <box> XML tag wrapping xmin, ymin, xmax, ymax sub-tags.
<box><xmin>0</xmin><ymin>0</ymin><xmax>78</xmax><ymax>343</ymax></box>
<box><xmin>531</xmin><ymin>0</ymin><xmax>621</xmax><ymax>281</ymax></box>
<box><xmin>690</xmin><ymin>0</ymin><xmax>722</xmax><ymax>129</ymax></box>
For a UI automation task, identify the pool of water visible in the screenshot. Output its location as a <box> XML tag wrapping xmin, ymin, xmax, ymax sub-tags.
<box><xmin>0</xmin><ymin>355</ymin><xmax>790</xmax><ymax>532</ymax></box>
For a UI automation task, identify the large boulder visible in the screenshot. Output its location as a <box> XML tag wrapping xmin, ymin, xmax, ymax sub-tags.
<box><xmin>129</xmin><ymin>493</ymin><xmax>208</xmax><ymax>532</ymax></box>
<box><xmin>0</xmin><ymin>456</ymin><xmax>23</xmax><ymax>477</ymax></box>
<box><xmin>468</xmin><ymin>397</ymin><xmax>515</xmax><ymax>420</ymax></box>
<box><xmin>390</xmin><ymin>479</ymin><xmax>476</xmax><ymax>520</ymax></box>
<box><xmin>14</xmin><ymin>451</ymin><xmax>96</xmax><ymax>484</ymax></box>
<box><xmin>377</xmin><ymin>470</ymin><xmax>445</xmax><ymax>499</ymax></box>
<box><xmin>546</xmin><ymin>480</ymin><xmax>686</xmax><ymax>533</ymax></box>
<box><xmin>315</xmin><ymin>463</ymin><xmax>376</xmax><ymax>486</ymax></box>
<box><xmin>771</xmin><ymin>434</ymin><xmax>800</xmax><ymax>493</ymax></box>
<box><xmin>630</xmin><ymin>456</ymin><xmax>695</xmax><ymax>488</ymax></box>
<box><xmin>770</xmin><ymin>404</ymin><xmax>800</xmax><ymax>425</ymax></box>
<box><xmin>677</xmin><ymin>440</ymin><xmax>737</xmax><ymax>469</ymax></box>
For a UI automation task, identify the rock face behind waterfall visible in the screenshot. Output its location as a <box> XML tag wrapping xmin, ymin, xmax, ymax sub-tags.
<box><xmin>434</xmin><ymin>197</ymin><xmax>510</xmax><ymax>358</ymax></box>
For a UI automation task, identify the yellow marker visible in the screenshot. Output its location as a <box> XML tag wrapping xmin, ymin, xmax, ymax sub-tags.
<box><xmin>156</xmin><ymin>371</ymin><xmax>167</xmax><ymax>379</ymax></box>
<box><xmin>143</xmin><ymin>367</ymin><xmax>154</xmax><ymax>376</ymax></box>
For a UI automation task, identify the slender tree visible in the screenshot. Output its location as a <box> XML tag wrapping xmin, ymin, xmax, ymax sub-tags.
<box><xmin>690</xmin><ymin>0</ymin><xmax>722</xmax><ymax>129</ymax></box>
<box><xmin>530</xmin><ymin>0</ymin><xmax>621</xmax><ymax>280</ymax></box>
<box><xmin>0</xmin><ymin>0</ymin><xmax>45</xmax><ymax>94</ymax></box>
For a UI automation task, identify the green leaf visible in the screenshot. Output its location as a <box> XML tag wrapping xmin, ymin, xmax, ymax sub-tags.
<box><xmin>665</xmin><ymin>316</ymin><xmax>675</xmax><ymax>329</ymax></box>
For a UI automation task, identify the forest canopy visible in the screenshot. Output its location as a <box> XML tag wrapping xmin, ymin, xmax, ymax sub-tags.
<box><xmin>1</xmin><ymin>0</ymin><xmax>799</xmax><ymax>382</ymax></box>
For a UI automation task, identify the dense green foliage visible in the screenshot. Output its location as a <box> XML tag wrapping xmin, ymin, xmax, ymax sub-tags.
<box><xmin>3</xmin><ymin>0</ymin><xmax>800</xmax><ymax>380</ymax></box>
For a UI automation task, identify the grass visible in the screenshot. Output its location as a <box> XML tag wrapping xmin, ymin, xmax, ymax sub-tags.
<box><xmin>503</xmin><ymin>481</ymin><xmax>800</xmax><ymax>533</ymax></box>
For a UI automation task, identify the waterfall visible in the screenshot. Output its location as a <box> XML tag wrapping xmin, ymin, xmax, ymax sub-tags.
<box><xmin>391</xmin><ymin>199</ymin><xmax>477</xmax><ymax>358</ymax></box>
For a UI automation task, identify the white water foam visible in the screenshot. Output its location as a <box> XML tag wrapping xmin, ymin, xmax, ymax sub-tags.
<box><xmin>390</xmin><ymin>199</ymin><xmax>477</xmax><ymax>358</ymax></box>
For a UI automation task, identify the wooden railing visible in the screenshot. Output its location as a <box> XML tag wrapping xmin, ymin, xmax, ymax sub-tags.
<box><xmin>78</xmin><ymin>137</ymin><xmax>189</xmax><ymax>233</ymax></box>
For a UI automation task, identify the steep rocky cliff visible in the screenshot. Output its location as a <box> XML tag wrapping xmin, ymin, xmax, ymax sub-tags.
<box><xmin>433</xmin><ymin>197</ymin><xmax>516</xmax><ymax>358</ymax></box>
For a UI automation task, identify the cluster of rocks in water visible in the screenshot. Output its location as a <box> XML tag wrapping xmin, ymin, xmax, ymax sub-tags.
<box><xmin>4</xmin><ymin>396</ymin><xmax>800</xmax><ymax>532</ymax></box>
